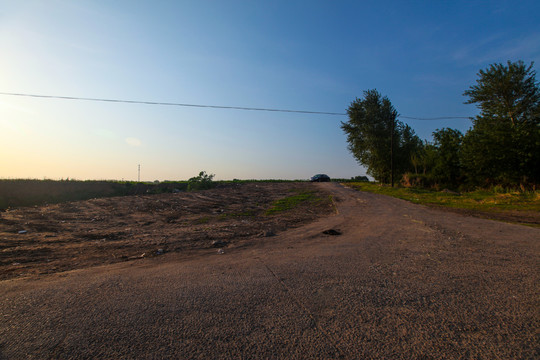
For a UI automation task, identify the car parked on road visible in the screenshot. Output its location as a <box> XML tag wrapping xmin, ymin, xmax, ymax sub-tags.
<box><xmin>310</xmin><ymin>174</ymin><xmax>331</xmax><ymax>182</ymax></box>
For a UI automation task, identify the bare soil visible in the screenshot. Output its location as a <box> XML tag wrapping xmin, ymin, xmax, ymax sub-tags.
<box><xmin>0</xmin><ymin>182</ymin><xmax>538</xmax><ymax>359</ymax></box>
<box><xmin>1</xmin><ymin>182</ymin><xmax>536</xmax><ymax>281</ymax></box>
<box><xmin>0</xmin><ymin>182</ymin><xmax>334</xmax><ymax>280</ymax></box>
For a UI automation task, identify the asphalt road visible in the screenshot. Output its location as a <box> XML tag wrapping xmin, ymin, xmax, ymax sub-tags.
<box><xmin>1</xmin><ymin>183</ymin><xmax>538</xmax><ymax>359</ymax></box>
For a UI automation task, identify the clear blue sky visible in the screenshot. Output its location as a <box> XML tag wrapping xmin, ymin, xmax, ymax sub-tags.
<box><xmin>1</xmin><ymin>0</ymin><xmax>539</xmax><ymax>181</ymax></box>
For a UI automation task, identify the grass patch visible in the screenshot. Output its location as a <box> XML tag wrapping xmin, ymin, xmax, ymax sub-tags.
<box><xmin>345</xmin><ymin>182</ymin><xmax>540</xmax><ymax>212</ymax></box>
<box><xmin>266</xmin><ymin>190</ymin><xmax>320</xmax><ymax>215</ymax></box>
<box><xmin>193</xmin><ymin>216</ymin><xmax>211</xmax><ymax>224</ymax></box>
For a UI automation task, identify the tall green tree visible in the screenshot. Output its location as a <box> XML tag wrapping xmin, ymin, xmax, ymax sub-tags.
<box><xmin>464</xmin><ymin>61</ymin><xmax>539</xmax><ymax>126</ymax></box>
<box><xmin>398</xmin><ymin>123</ymin><xmax>424</xmax><ymax>176</ymax></box>
<box><xmin>430</xmin><ymin>128</ymin><xmax>463</xmax><ymax>187</ymax></box>
<box><xmin>462</xmin><ymin>60</ymin><xmax>540</xmax><ymax>185</ymax></box>
<box><xmin>342</xmin><ymin>89</ymin><xmax>422</xmax><ymax>183</ymax></box>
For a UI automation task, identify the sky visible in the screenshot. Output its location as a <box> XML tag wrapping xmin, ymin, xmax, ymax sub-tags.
<box><xmin>1</xmin><ymin>0</ymin><xmax>539</xmax><ymax>181</ymax></box>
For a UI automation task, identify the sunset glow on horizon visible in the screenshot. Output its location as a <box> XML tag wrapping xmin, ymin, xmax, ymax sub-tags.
<box><xmin>1</xmin><ymin>1</ymin><xmax>538</xmax><ymax>181</ymax></box>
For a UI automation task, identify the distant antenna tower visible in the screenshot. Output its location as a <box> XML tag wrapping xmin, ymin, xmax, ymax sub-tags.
<box><xmin>138</xmin><ymin>164</ymin><xmax>140</xmax><ymax>182</ymax></box>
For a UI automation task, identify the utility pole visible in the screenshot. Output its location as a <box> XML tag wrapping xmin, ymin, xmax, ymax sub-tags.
<box><xmin>390</xmin><ymin>116</ymin><xmax>394</xmax><ymax>187</ymax></box>
<box><xmin>138</xmin><ymin>164</ymin><xmax>140</xmax><ymax>182</ymax></box>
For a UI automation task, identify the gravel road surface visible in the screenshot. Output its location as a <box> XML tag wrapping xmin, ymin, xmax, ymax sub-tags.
<box><xmin>1</xmin><ymin>183</ymin><xmax>538</xmax><ymax>359</ymax></box>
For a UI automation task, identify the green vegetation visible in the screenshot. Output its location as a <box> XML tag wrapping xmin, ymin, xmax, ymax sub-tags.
<box><xmin>346</xmin><ymin>182</ymin><xmax>540</xmax><ymax>212</ymax></box>
<box><xmin>0</xmin><ymin>179</ymin><xmax>188</xmax><ymax>210</ymax></box>
<box><xmin>460</xmin><ymin>60</ymin><xmax>539</xmax><ymax>186</ymax></box>
<box><xmin>341</xmin><ymin>89</ymin><xmax>422</xmax><ymax>185</ymax></box>
<box><xmin>266</xmin><ymin>190</ymin><xmax>323</xmax><ymax>215</ymax></box>
<box><xmin>343</xmin><ymin>61</ymin><xmax>539</xmax><ymax>189</ymax></box>
<box><xmin>194</xmin><ymin>216</ymin><xmax>211</xmax><ymax>224</ymax></box>
<box><xmin>0</xmin><ymin>177</ymin><xmax>324</xmax><ymax>211</ymax></box>
<box><xmin>187</xmin><ymin>171</ymin><xmax>215</xmax><ymax>191</ymax></box>
<box><xmin>414</xmin><ymin>61</ymin><xmax>539</xmax><ymax>189</ymax></box>
<box><xmin>223</xmin><ymin>179</ymin><xmax>299</xmax><ymax>184</ymax></box>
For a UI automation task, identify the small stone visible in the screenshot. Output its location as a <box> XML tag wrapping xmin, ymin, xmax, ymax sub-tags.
<box><xmin>217</xmin><ymin>249</ymin><xmax>225</xmax><ymax>254</ymax></box>
<box><xmin>18</xmin><ymin>230</ymin><xmax>27</xmax><ymax>234</ymax></box>
<box><xmin>322</xmin><ymin>229</ymin><xmax>341</xmax><ymax>235</ymax></box>
<box><xmin>212</xmin><ymin>240</ymin><xmax>228</xmax><ymax>248</ymax></box>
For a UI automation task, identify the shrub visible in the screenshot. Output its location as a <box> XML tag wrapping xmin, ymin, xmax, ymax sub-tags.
<box><xmin>401</xmin><ymin>173</ymin><xmax>436</xmax><ymax>188</ymax></box>
<box><xmin>187</xmin><ymin>171</ymin><xmax>215</xmax><ymax>191</ymax></box>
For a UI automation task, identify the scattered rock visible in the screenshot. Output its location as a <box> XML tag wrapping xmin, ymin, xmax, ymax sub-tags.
<box><xmin>212</xmin><ymin>240</ymin><xmax>228</xmax><ymax>248</ymax></box>
<box><xmin>156</xmin><ymin>249</ymin><xmax>164</xmax><ymax>255</ymax></box>
<box><xmin>322</xmin><ymin>229</ymin><xmax>342</xmax><ymax>235</ymax></box>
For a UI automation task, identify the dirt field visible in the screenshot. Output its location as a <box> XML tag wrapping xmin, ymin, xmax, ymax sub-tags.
<box><xmin>0</xmin><ymin>182</ymin><xmax>538</xmax><ymax>359</ymax></box>
<box><xmin>0</xmin><ymin>182</ymin><xmax>334</xmax><ymax>280</ymax></box>
<box><xmin>1</xmin><ymin>182</ymin><xmax>536</xmax><ymax>281</ymax></box>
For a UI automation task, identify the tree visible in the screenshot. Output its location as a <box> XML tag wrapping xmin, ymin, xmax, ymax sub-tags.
<box><xmin>187</xmin><ymin>171</ymin><xmax>215</xmax><ymax>191</ymax></box>
<box><xmin>412</xmin><ymin>140</ymin><xmax>437</xmax><ymax>176</ymax></box>
<box><xmin>341</xmin><ymin>89</ymin><xmax>422</xmax><ymax>184</ymax></box>
<box><xmin>397</xmin><ymin>123</ymin><xmax>424</xmax><ymax>177</ymax></box>
<box><xmin>464</xmin><ymin>61</ymin><xmax>539</xmax><ymax>126</ymax></box>
<box><xmin>430</xmin><ymin>128</ymin><xmax>463</xmax><ymax>187</ymax></box>
<box><xmin>462</xmin><ymin>61</ymin><xmax>540</xmax><ymax>185</ymax></box>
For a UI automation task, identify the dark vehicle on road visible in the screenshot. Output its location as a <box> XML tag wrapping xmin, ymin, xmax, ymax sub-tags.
<box><xmin>310</xmin><ymin>174</ymin><xmax>330</xmax><ymax>182</ymax></box>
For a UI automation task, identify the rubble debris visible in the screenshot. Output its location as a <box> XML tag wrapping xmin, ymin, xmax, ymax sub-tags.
<box><xmin>212</xmin><ymin>240</ymin><xmax>228</xmax><ymax>248</ymax></box>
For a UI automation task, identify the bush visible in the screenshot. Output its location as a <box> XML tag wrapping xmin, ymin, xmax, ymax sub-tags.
<box><xmin>401</xmin><ymin>173</ymin><xmax>436</xmax><ymax>189</ymax></box>
<box><xmin>187</xmin><ymin>171</ymin><xmax>215</xmax><ymax>191</ymax></box>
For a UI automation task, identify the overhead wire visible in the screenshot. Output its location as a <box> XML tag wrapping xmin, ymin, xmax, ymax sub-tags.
<box><xmin>0</xmin><ymin>91</ymin><xmax>472</xmax><ymax>120</ymax></box>
<box><xmin>399</xmin><ymin>115</ymin><xmax>471</xmax><ymax>120</ymax></box>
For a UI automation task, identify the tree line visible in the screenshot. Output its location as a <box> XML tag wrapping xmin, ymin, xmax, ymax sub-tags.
<box><xmin>341</xmin><ymin>60</ymin><xmax>540</xmax><ymax>190</ymax></box>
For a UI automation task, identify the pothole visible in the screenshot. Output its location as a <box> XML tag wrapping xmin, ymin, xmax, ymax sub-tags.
<box><xmin>322</xmin><ymin>229</ymin><xmax>342</xmax><ymax>235</ymax></box>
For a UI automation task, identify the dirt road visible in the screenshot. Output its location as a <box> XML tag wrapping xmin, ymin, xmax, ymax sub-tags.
<box><xmin>1</xmin><ymin>183</ymin><xmax>538</xmax><ymax>359</ymax></box>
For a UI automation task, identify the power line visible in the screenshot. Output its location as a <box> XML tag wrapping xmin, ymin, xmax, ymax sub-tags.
<box><xmin>0</xmin><ymin>91</ymin><xmax>472</xmax><ymax>120</ymax></box>
<box><xmin>399</xmin><ymin>115</ymin><xmax>471</xmax><ymax>120</ymax></box>
<box><xmin>0</xmin><ymin>92</ymin><xmax>344</xmax><ymax>116</ymax></box>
